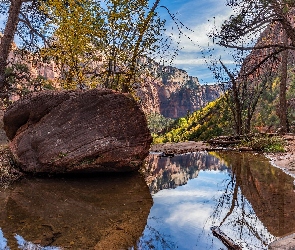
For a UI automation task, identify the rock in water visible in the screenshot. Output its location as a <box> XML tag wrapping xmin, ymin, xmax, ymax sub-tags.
<box><xmin>3</xmin><ymin>89</ymin><xmax>152</xmax><ymax>173</ymax></box>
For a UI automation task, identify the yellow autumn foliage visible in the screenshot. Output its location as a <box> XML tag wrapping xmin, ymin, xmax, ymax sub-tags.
<box><xmin>40</xmin><ymin>0</ymin><xmax>104</xmax><ymax>89</ymax></box>
<box><xmin>153</xmin><ymin>96</ymin><xmax>234</xmax><ymax>143</ymax></box>
<box><xmin>39</xmin><ymin>0</ymin><xmax>165</xmax><ymax>93</ymax></box>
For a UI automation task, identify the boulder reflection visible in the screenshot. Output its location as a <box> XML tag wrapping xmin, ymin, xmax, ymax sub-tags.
<box><xmin>0</xmin><ymin>173</ymin><xmax>152</xmax><ymax>249</ymax></box>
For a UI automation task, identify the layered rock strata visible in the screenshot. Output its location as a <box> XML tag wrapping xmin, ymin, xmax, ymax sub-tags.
<box><xmin>4</xmin><ymin>89</ymin><xmax>152</xmax><ymax>173</ymax></box>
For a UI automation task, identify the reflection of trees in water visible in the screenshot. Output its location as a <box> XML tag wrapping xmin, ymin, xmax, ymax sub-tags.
<box><xmin>134</xmin><ymin>217</ymin><xmax>177</xmax><ymax>250</ymax></box>
<box><xmin>219</xmin><ymin>152</ymin><xmax>295</xmax><ymax>237</ymax></box>
<box><xmin>205</xmin><ymin>152</ymin><xmax>286</xmax><ymax>249</ymax></box>
<box><xmin>140</xmin><ymin>152</ymin><xmax>295</xmax><ymax>249</ymax></box>
<box><xmin>144</xmin><ymin>152</ymin><xmax>228</xmax><ymax>194</ymax></box>
<box><xmin>210</xmin><ymin>182</ymin><xmax>273</xmax><ymax>249</ymax></box>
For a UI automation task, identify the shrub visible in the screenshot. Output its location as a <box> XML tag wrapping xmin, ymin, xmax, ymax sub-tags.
<box><xmin>242</xmin><ymin>135</ymin><xmax>285</xmax><ymax>152</ymax></box>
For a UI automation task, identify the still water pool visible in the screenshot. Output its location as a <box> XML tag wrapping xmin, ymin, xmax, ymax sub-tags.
<box><xmin>0</xmin><ymin>151</ymin><xmax>295</xmax><ymax>249</ymax></box>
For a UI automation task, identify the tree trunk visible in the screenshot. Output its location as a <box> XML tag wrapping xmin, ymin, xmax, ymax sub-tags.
<box><xmin>0</xmin><ymin>0</ymin><xmax>23</xmax><ymax>97</ymax></box>
<box><xmin>219</xmin><ymin>60</ymin><xmax>242</xmax><ymax>135</ymax></box>
<box><xmin>279</xmin><ymin>30</ymin><xmax>288</xmax><ymax>133</ymax></box>
<box><xmin>124</xmin><ymin>0</ymin><xmax>161</xmax><ymax>91</ymax></box>
<box><xmin>236</xmin><ymin>102</ymin><xmax>242</xmax><ymax>135</ymax></box>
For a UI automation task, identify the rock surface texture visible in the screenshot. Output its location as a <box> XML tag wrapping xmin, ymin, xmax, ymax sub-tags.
<box><xmin>4</xmin><ymin>89</ymin><xmax>152</xmax><ymax>173</ymax></box>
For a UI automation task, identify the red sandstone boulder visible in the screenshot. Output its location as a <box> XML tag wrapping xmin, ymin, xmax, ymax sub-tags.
<box><xmin>4</xmin><ymin>89</ymin><xmax>152</xmax><ymax>173</ymax></box>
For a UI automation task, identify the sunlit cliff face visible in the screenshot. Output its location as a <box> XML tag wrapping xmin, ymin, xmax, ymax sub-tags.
<box><xmin>137</xmin><ymin>65</ymin><xmax>220</xmax><ymax>118</ymax></box>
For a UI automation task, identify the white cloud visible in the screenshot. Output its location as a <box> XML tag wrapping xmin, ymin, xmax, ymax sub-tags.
<box><xmin>172</xmin><ymin>56</ymin><xmax>235</xmax><ymax>66</ymax></box>
<box><xmin>161</xmin><ymin>0</ymin><xmax>234</xmax><ymax>49</ymax></box>
<box><xmin>167</xmin><ymin>10</ymin><xmax>234</xmax><ymax>53</ymax></box>
<box><xmin>165</xmin><ymin>203</ymin><xmax>214</xmax><ymax>231</ymax></box>
<box><xmin>155</xmin><ymin>188</ymin><xmax>220</xmax><ymax>199</ymax></box>
<box><xmin>157</xmin><ymin>0</ymin><xmax>238</xmax><ymax>82</ymax></box>
<box><xmin>173</xmin><ymin>57</ymin><xmax>206</xmax><ymax>65</ymax></box>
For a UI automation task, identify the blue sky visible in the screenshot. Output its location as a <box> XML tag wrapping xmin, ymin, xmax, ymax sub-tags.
<box><xmin>156</xmin><ymin>0</ymin><xmax>235</xmax><ymax>84</ymax></box>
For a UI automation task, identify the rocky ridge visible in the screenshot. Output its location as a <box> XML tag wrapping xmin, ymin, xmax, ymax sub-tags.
<box><xmin>239</xmin><ymin>19</ymin><xmax>295</xmax><ymax>83</ymax></box>
<box><xmin>137</xmin><ymin>65</ymin><xmax>220</xmax><ymax>118</ymax></box>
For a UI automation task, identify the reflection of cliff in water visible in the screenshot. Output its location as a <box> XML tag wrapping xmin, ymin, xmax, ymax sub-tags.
<box><xmin>0</xmin><ymin>173</ymin><xmax>152</xmax><ymax>249</ymax></box>
<box><xmin>215</xmin><ymin>152</ymin><xmax>295</xmax><ymax>238</ymax></box>
<box><xmin>144</xmin><ymin>152</ymin><xmax>228</xmax><ymax>194</ymax></box>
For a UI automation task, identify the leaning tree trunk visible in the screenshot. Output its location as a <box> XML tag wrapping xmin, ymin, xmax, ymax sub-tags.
<box><xmin>0</xmin><ymin>0</ymin><xmax>23</xmax><ymax>99</ymax></box>
<box><xmin>279</xmin><ymin>31</ymin><xmax>288</xmax><ymax>133</ymax></box>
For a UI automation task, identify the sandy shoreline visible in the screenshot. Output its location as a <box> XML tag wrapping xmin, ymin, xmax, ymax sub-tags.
<box><xmin>150</xmin><ymin>140</ymin><xmax>210</xmax><ymax>154</ymax></box>
<box><xmin>264</xmin><ymin>134</ymin><xmax>295</xmax><ymax>178</ymax></box>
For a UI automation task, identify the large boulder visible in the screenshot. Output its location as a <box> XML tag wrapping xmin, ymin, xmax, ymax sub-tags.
<box><xmin>4</xmin><ymin>89</ymin><xmax>152</xmax><ymax>173</ymax></box>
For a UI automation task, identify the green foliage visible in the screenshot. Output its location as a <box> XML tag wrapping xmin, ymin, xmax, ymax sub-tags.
<box><xmin>251</xmin><ymin>68</ymin><xmax>295</xmax><ymax>132</ymax></box>
<box><xmin>42</xmin><ymin>80</ymin><xmax>56</xmax><ymax>90</ymax></box>
<box><xmin>251</xmin><ymin>77</ymin><xmax>279</xmax><ymax>130</ymax></box>
<box><xmin>241</xmin><ymin>135</ymin><xmax>285</xmax><ymax>152</ymax></box>
<box><xmin>4</xmin><ymin>53</ymin><xmax>56</xmax><ymax>103</ymax></box>
<box><xmin>153</xmin><ymin>96</ymin><xmax>234</xmax><ymax>143</ymax></box>
<box><xmin>146</xmin><ymin>113</ymin><xmax>174</xmax><ymax>134</ymax></box>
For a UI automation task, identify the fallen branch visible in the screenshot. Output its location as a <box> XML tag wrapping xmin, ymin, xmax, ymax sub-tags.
<box><xmin>211</xmin><ymin>226</ymin><xmax>242</xmax><ymax>250</ymax></box>
<box><xmin>207</xmin><ymin>139</ymin><xmax>241</xmax><ymax>146</ymax></box>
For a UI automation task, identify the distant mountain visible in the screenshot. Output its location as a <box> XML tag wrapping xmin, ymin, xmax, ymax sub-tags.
<box><xmin>137</xmin><ymin>65</ymin><xmax>221</xmax><ymax>118</ymax></box>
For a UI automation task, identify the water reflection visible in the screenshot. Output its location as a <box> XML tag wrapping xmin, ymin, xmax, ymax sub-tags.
<box><xmin>136</xmin><ymin>151</ymin><xmax>295</xmax><ymax>249</ymax></box>
<box><xmin>217</xmin><ymin>152</ymin><xmax>295</xmax><ymax>238</ymax></box>
<box><xmin>1</xmin><ymin>151</ymin><xmax>295</xmax><ymax>249</ymax></box>
<box><xmin>144</xmin><ymin>152</ymin><xmax>228</xmax><ymax>194</ymax></box>
<box><xmin>0</xmin><ymin>173</ymin><xmax>152</xmax><ymax>249</ymax></box>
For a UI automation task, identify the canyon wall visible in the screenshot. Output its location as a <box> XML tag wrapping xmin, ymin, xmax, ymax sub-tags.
<box><xmin>137</xmin><ymin>65</ymin><xmax>220</xmax><ymax>118</ymax></box>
